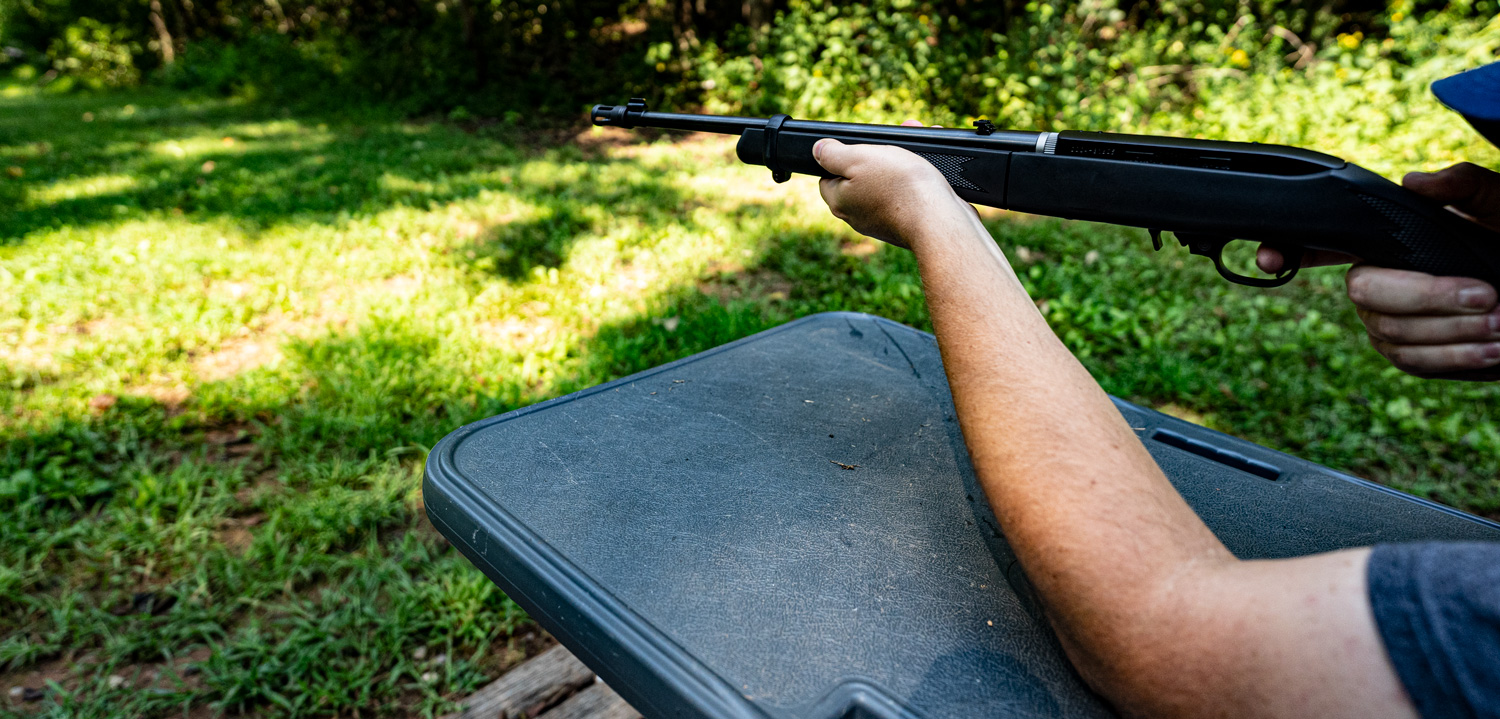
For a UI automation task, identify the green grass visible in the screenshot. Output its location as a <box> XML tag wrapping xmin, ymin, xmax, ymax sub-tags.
<box><xmin>3</xmin><ymin>78</ymin><xmax>1500</xmax><ymax>717</ymax></box>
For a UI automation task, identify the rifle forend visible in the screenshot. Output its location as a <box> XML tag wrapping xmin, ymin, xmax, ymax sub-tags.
<box><xmin>591</xmin><ymin>98</ymin><xmax>1500</xmax><ymax>290</ymax></box>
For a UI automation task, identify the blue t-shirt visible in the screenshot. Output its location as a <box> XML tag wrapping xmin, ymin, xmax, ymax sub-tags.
<box><xmin>1368</xmin><ymin>542</ymin><xmax>1500</xmax><ymax>719</ymax></box>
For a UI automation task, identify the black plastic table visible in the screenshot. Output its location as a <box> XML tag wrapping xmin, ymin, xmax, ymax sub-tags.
<box><xmin>424</xmin><ymin>312</ymin><xmax>1500</xmax><ymax>719</ymax></box>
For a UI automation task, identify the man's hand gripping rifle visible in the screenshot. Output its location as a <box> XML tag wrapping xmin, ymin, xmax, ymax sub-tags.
<box><xmin>592</xmin><ymin>98</ymin><xmax>1500</xmax><ymax>288</ymax></box>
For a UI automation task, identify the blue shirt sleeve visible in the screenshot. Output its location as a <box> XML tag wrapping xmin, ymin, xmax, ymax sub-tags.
<box><xmin>1368</xmin><ymin>542</ymin><xmax>1500</xmax><ymax>719</ymax></box>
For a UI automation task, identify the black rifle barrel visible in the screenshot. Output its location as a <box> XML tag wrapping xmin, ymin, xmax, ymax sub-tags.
<box><xmin>590</xmin><ymin>101</ymin><xmax>1041</xmax><ymax>152</ymax></box>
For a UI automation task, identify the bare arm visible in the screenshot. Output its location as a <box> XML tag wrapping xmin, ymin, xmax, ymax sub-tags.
<box><xmin>813</xmin><ymin>138</ymin><xmax>1416</xmax><ymax>719</ymax></box>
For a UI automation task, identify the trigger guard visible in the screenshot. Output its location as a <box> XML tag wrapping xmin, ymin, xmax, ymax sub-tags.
<box><xmin>1176</xmin><ymin>233</ymin><xmax>1300</xmax><ymax>288</ymax></box>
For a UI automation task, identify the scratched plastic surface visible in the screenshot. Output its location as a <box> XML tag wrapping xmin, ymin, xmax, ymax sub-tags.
<box><xmin>424</xmin><ymin>312</ymin><xmax>1500</xmax><ymax>719</ymax></box>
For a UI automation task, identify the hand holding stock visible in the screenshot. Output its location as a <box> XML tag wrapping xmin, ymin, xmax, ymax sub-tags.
<box><xmin>1259</xmin><ymin>162</ymin><xmax>1500</xmax><ymax>378</ymax></box>
<box><xmin>812</xmin><ymin>127</ymin><xmax>980</xmax><ymax>250</ymax></box>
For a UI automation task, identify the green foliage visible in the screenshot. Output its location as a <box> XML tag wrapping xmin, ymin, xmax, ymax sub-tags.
<box><xmin>2</xmin><ymin>0</ymin><xmax>693</xmax><ymax>114</ymax></box>
<box><xmin>9</xmin><ymin>0</ymin><xmax>1495</xmax><ymax>123</ymax></box>
<box><xmin>1</xmin><ymin>0</ymin><xmax>153</xmax><ymax>82</ymax></box>
<box><xmin>692</xmin><ymin>0</ymin><xmax>1499</xmax><ymax>131</ymax></box>
<box><xmin>43</xmin><ymin>17</ymin><xmax>139</xmax><ymax>90</ymax></box>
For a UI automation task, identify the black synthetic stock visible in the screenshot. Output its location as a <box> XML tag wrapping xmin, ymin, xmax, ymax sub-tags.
<box><xmin>590</xmin><ymin>100</ymin><xmax>1500</xmax><ymax>290</ymax></box>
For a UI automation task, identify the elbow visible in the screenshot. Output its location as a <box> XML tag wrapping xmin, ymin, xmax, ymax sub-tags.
<box><xmin>1045</xmin><ymin>575</ymin><xmax>1241</xmax><ymax>718</ymax></box>
<box><xmin>1061</xmin><ymin>628</ymin><xmax>1230</xmax><ymax>719</ymax></box>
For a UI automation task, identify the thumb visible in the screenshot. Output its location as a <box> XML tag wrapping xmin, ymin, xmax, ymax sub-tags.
<box><xmin>1405</xmin><ymin>162</ymin><xmax>1500</xmax><ymax>230</ymax></box>
<box><xmin>1404</xmin><ymin>163</ymin><xmax>1500</xmax><ymax>206</ymax></box>
<box><xmin>814</xmin><ymin>138</ymin><xmax>861</xmax><ymax>177</ymax></box>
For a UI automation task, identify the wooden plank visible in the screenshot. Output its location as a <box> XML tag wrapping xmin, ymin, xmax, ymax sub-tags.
<box><xmin>534</xmin><ymin>682</ymin><xmax>642</xmax><ymax>719</ymax></box>
<box><xmin>445</xmin><ymin>645</ymin><xmax>596</xmax><ymax>719</ymax></box>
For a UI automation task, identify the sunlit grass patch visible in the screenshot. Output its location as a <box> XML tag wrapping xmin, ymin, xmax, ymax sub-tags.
<box><xmin>26</xmin><ymin>174</ymin><xmax>140</xmax><ymax>204</ymax></box>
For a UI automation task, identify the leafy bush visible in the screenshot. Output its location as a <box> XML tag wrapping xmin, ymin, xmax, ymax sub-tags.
<box><xmin>2</xmin><ymin>0</ymin><xmax>694</xmax><ymax>114</ymax></box>
<box><xmin>9</xmin><ymin>0</ymin><xmax>1495</xmax><ymax>123</ymax></box>
<box><xmin>43</xmin><ymin>16</ymin><xmax>139</xmax><ymax>90</ymax></box>
<box><xmin>690</xmin><ymin>0</ymin><xmax>1499</xmax><ymax>132</ymax></box>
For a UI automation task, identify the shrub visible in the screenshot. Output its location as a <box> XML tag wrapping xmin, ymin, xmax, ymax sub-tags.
<box><xmin>12</xmin><ymin>0</ymin><xmax>1492</xmax><ymax>121</ymax></box>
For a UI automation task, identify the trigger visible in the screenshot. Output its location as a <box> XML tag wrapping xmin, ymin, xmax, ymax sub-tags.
<box><xmin>1175</xmin><ymin>232</ymin><xmax>1298</xmax><ymax>288</ymax></box>
<box><xmin>1175</xmin><ymin>232</ymin><xmax>1229</xmax><ymax>259</ymax></box>
<box><xmin>1149</xmin><ymin>228</ymin><xmax>1164</xmax><ymax>251</ymax></box>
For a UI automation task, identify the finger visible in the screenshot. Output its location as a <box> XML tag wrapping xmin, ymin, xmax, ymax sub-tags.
<box><xmin>901</xmin><ymin>119</ymin><xmax>925</xmax><ymax>127</ymax></box>
<box><xmin>1255</xmin><ymin>246</ymin><xmax>1359</xmax><ymax>273</ymax></box>
<box><xmin>1369</xmin><ymin>337</ymin><xmax>1500</xmax><ymax>375</ymax></box>
<box><xmin>1346</xmin><ymin>265</ymin><xmax>1498</xmax><ymax>315</ymax></box>
<box><xmin>813</xmin><ymin>138</ymin><xmax>867</xmax><ymax>177</ymax></box>
<box><xmin>1256</xmin><ymin>246</ymin><xmax>1283</xmax><ymax>273</ymax></box>
<box><xmin>1403</xmin><ymin>163</ymin><xmax>1500</xmax><ymax>229</ymax></box>
<box><xmin>1402</xmin><ymin>162</ymin><xmax>1500</xmax><ymax>207</ymax></box>
<box><xmin>817</xmin><ymin>176</ymin><xmax>847</xmax><ymax>220</ymax></box>
<box><xmin>813</xmin><ymin>138</ymin><xmax>919</xmax><ymax>178</ymax></box>
<box><xmin>1359</xmin><ymin>308</ymin><xmax>1500</xmax><ymax>344</ymax></box>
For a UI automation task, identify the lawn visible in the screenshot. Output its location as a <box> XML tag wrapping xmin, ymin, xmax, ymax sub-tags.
<box><xmin>3</xmin><ymin>81</ymin><xmax>1500</xmax><ymax>717</ymax></box>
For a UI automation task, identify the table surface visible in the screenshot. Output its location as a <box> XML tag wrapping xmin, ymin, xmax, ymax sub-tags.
<box><xmin>425</xmin><ymin>312</ymin><xmax>1500</xmax><ymax>719</ymax></box>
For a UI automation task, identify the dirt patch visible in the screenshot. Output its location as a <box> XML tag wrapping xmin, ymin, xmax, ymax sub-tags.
<box><xmin>696</xmin><ymin>172</ymin><xmax>802</xmax><ymax>207</ymax></box>
<box><xmin>74</xmin><ymin>318</ymin><xmax>117</xmax><ymax>336</ymax></box>
<box><xmin>0</xmin><ymin>330</ymin><xmax>65</xmax><ymax>379</ymax></box>
<box><xmin>1</xmin><ymin>656</ymin><xmax>72</xmax><ymax>708</ymax></box>
<box><xmin>101</xmin><ymin>650</ymin><xmax>211</xmax><ymax>694</ymax></box>
<box><xmin>475</xmin><ymin>316</ymin><xmax>562</xmax><ymax>350</ymax></box>
<box><xmin>582</xmin><ymin>262</ymin><xmax>660</xmax><ymax>301</ymax></box>
<box><xmin>839</xmin><ymin>238</ymin><xmax>881</xmax><ymax>258</ymax></box>
<box><xmin>2</xmin><ymin>647</ymin><xmax>213</xmax><ymax>710</ymax></box>
<box><xmin>573</xmin><ymin>125</ymin><xmax>640</xmax><ymax>156</ymax></box>
<box><xmin>218</xmin><ymin>514</ymin><xmax>264</xmax><ymax>555</ymax></box>
<box><xmin>485</xmin><ymin>631</ymin><xmax>557</xmax><ymax>677</ymax></box>
<box><xmin>605</xmin><ymin>131</ymin><xmax>738</xmax><ymax>163</ymax></box>
<box><xmin>87</xmin><ymin>394</ymin><xmax>117</xmax><ymax>413</ymax></box>
<box><xmin>697</xmin><ymin>267</ymin><xmax>793</xmax><ymax>305</ymax></box>
<box><xmin>190</xmin><ymin>278</ymin><xmax>385</xmax><ymax>382</ymax></box>
<box><xmin>234</xmin><ymin>468</ymin><xmax>281</xmax><ymax>507</ymax></box>
<box><xmin>204</xmin><ymin>422</ymin><xmax>260</xmax><ymax>462</ymax></box>
<box><xmin>204</xmin><ymin>424</ymin><xmax>253</xmax><ymax>445</ymax></box>
<box><xmin>194</xmin><ymin>336</ymin><xmax>285</xmax><ymax>382</ymax></box>
<box><xmin>411</xmin><ymin>510</ymin><xmax>449</xmax><ymax>548</ymax></box>
<box><xmin>123</xmin><ymin>380</ymin><xmax>191</xmax><ymax>411</ymax></box>
<box><xmin>0</xmin><ymin>344</ymin><xmax>52</xmax><ymax>371</ymax></box>
<box><xmin>2</xmin><ymin>318</ymin><xmax>128</xmax><ymax>384</ymax></box>
<box><xmin>451</xmin><ymin>219</ymin><xmax>485</xmax><ymax>240</ymax></box>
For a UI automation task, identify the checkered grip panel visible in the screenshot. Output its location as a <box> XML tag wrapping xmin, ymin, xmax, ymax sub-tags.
<box><xmin>1359</xmin><ymin>194</ymin><xmax>1462</xmax><ymax>273</ymax></box>
<box><xmin>914</xmin><ymin>151</ymin><xmax>983</xmax><ymax>191</ymax></box>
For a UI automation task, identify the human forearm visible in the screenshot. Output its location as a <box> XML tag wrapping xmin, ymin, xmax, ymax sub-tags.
<box><xmin>906</xmin><ymin>221</ymin><xmax>1416</xmax><ymax>718</ymax></box>
<box><xmin>905</xmin><ymin>215</ymin><xmax>1232</xmax><ymax>656</ymax></box>
<box><xmin>812</xmin><ymin>139</ymin><xmax>1415</xmax><ymax>718</ymax></box>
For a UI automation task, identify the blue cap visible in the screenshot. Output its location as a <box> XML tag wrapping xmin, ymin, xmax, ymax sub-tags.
<box><xmin>1433</xmin><ymin>61</ymin><xmax>1500</xmax><ymax>147</ymax></box>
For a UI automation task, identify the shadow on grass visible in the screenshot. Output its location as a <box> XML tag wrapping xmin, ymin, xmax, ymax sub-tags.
<box><xmin>0</xmin><ymin>91</ymin><xmax>693</xmax><ymax>282</ymax></box>
<box><xmin>0</xmin><ymin>230</ymin><xmax>810</xmax><ymax>716</ymax></box>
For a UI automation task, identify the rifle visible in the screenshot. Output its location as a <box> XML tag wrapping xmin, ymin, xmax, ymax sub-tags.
<box><xmin>591</xmin><ymin>98</ymin><xmax>1500</xmax><ymax>288</ymax></box>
